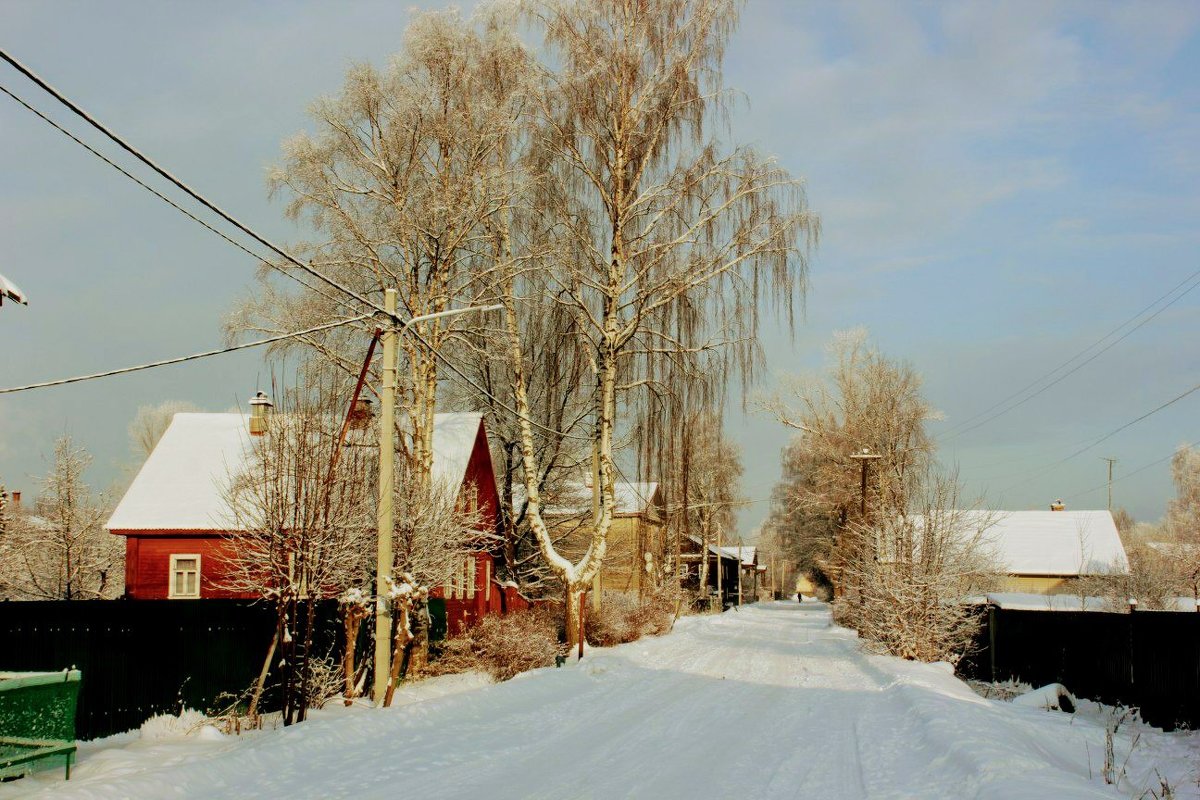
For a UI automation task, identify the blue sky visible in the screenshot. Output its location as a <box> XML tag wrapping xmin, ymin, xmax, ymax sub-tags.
<box><xmin>2</xmin><ymin>1</ymin><xmax>1198</xmax><ymax>534</ymax></box>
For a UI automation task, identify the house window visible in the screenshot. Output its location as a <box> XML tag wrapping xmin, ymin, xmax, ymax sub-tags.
<box><xmin>484</xmin><ymin>559</ymin><xmax>492</xmax><ymax>602</ymax></box>
<box><xmin>169</xmin><ymin>554</ymin><xmax>201</xmax><ymax>599</ymax></box>
<box><xmin>446</xmin><ymin>556</ymin><xmax>477</xmax><ymax>600</ymax></box>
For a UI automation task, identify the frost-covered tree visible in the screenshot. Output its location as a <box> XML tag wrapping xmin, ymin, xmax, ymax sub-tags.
<box><xmin>220</xmin><ymin>385</ymin><xmax>375</xmax><ymax>723</ymax></box>
<box><xmin>763</xmin><ymin>330</ymin><xmax>938</xmax><ymax>595</ymax></box>
<box><xmin>495</xmin><ymin>0</ymin><xmax>815</xmax><ymax>645</ymax></box>
<box><xmin>230</xmin><ymin>9</ymin><xmax>534</xmax><ymax>489</ymax></box>
<box><xmin>1163</xmin><ymin>446</ymin><xmax>1200</xmax><ymax>604</ymax></box>
<box><xmin>0</xmin><ymin>436</ymin><xmax>121</xmax><ymax>601</ymax></box>
<box><xmin>839</xmin><ymin>471</ymin><xmax>999</xmax><ymax>663</ymax></box>
<box><xmin>128</xmin><ymin>400</ymin><xmax>199</xmax><ymax>460</ymax></box>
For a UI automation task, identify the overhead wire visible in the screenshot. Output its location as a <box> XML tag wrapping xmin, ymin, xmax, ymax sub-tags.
<box><xmin>939</xmin><ymin>265</ymin><xmax>1200</xmax><ymax>442</ymax></box>
<box><xmin>0</xmin><ymin>315</ymin><xmax>371</xmax><ymax>394</ymax></box>
<box><xmin>1064</xmin><ymin>441</ymin><xmax>1193</xmax><ymax>502</ymax></box>
<box><xmin>0</xmin><ymin>49</ymin><xmax>590</xmax><ymax>442</ymax></box>
<box><xmin>0</xmin><ymin>83</ymin><xmax>355</xmax><ymax>315</ymax></box>
<box><xmin>995</xmin><ymin>378</ymin><xmax>1200</xmax><ymax>496</ymax></box>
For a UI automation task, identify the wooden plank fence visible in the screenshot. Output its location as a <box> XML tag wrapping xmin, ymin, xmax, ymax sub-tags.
<box><xmin>958</xmin><ymin>606</ymin><xmax>1200</xmax><ymax>730</ymax></box>
<box><xmin>0</xmin><ymin>600</ymin><xmax>344</xmax><ymax>740</ymax></box>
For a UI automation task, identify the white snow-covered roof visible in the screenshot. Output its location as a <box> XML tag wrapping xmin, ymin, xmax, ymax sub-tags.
<box><xmin>685</xmin><ymin>533</ymin><xmax>740</xmax><ymax>561</ymax></box>
<box><xmin>108</xmin><ymin>411</ymin><xmax>485</xmax><ymax>532</ymax></box>
<box><xmin>107</xmin><ymin>413</ymin><xmax>251</xmax><ymax>532</ymax></box>
<box><xmin>720</xmin><ymin>545</ymin><xmax>757</xmax><ymax>567</ymax></box>
<box><xmin>517</xmin><ymin>480</ymin><xmax>661</xmax><ymax>518</ymax></box>
<box><xmin>428</xmin><ymin>412</ymin><xmax>484</xmax><ymax>491</ymax></box>
<box><xmin>960</xmin><ymin>510</ymin><xmax>1129</xmax><ymax>576</ymax></box>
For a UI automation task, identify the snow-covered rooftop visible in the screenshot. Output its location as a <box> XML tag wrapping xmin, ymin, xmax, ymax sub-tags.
<box><xmin>516</xmin><ymin>480</ymin><xmax>661</xmax><ymax>518</ymax></box>
<box><xmin>963</xmin><ymin>510</ymin><xmax>1129</xmax><ymax>576</ymax></box>
<box><xmin>107</xmin><ymin>411</ymin><xmax>485</xmax><ymax>532</ymax></box>
<box><xmin>719</xmin><ymin>545</ymin><xmax>757</xmax><ymax>567</ymax></box>
<box><xmin>685</xmin><ymin>533</ymin><xmax>741</xmax><ymax>561</ymax></box>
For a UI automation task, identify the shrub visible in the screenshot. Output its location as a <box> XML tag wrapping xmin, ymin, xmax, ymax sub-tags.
<box><xmin>585</xmin><ymin>591</ymin><xmax>675</xmax><ymax>647</ymax></box>
<box><xmin>432</xmin><ymin>607</ymin><xmax>561</xmax><ymax>681</ymax></box>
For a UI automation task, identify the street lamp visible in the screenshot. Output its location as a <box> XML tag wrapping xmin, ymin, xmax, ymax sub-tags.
<box><xmin>0</xmin><ymin>272</ymin><xmax>29</xmax><ymax>307</ymax></box>
<box><xmin>373</xmin><ymin>298</ymin><xmax>503</xmax><ymax>705</ymax></box>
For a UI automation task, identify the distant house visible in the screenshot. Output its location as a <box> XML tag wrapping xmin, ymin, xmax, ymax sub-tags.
<box><xmin>523</xmin><ymin>479</ymin><xmax>666</xmax><ymax>598</ymax></box>
<box><xmin>108</xmin><ymin>411</ymin><xmax>506</xmax><ymax>634</ymax></box>
<box><xmin>963</xmin><ymin>509</ymin><xmax>1129</xmax><ymax>594</ymax></box>
<box><xmin>679</xmin><ymin>533</ymin><xmax>742</xmax><ymax>605</ymax></box>
<box><xmin>719</xmin><ymin>545</ymin><xmax>760</xmax><ymax>603</ymax></box>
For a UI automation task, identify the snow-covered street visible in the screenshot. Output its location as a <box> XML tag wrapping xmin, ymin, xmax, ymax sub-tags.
<box><xmin>8</xmin><ymin>602</ymin><xmax>1196</xmax><ymax>799</ymax></box>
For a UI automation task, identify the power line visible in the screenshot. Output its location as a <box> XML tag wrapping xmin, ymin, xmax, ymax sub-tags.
<box><xmin>0</xmin><ymin>83</ymin><xmax>354</xmax><ymax>314</ymax></box>
<box><xmin>0</xmin><ymin>48</ymin><xmax>383</xmax><ymax>317</ymax></box>
<box><xmin>939</xmin><ymin>265</ymin><xmax>1200</xmax><ymax>442</ymax></box>
<box><xmin>0</xmin><ymin>315</ymin><xmax>371</xmax><ymax>394</ymax></box>
<box><xmin>996</xmin><ymin>378</ymin><xmax>1200</xmax><ymax>496</ymax></box>
<box><xmin>0</xmin><ymin>53</ymin><xmax>597</xmax><ymax>448</ymax></box>
<box><xmin>1</xmin><ymin>50</ymin><xmax>590</xmax><ymax>442</ymax></box>
<box><xmin>1065</xmin><ymin>442</ymin><xmax>1192</xmax><ymax>502</ymax></box>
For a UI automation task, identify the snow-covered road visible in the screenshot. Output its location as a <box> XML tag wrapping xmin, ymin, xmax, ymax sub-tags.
<box><xmin>11</xmin><ymin>602</ymin><xmax>1170</xmax><ymax>799</ymax></box>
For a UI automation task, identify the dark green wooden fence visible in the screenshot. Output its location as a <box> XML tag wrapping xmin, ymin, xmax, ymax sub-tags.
<box><xmin>958</xmin><ymin>606</ymin><xmax>1200</xmax><ymax>730</ymax></box>
<box><xmin>0</xmin><ymin>600</ymin><xmax>344</xmax><ymax>740</ymax></box>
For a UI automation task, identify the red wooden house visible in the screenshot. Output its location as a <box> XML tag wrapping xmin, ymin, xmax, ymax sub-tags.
<box><xmin>108</xmin><ymin>410</ymin><xmax>507</xmax><ymax>635</ymax></box>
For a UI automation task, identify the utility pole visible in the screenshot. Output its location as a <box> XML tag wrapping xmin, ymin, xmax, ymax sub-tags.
<box><xmin>371</xmin><ymin>300</ymin><xmax>500</xmax><ymax>705</ymax></box>
<box><xmin>1102</xmin><ymin>457</ymin><xmax>1117</xmax><ymax>511</ymax></box>
<box><xmin>373</xmin><ymin>288</ymin><xmax>397</xmax><ymax>705</ymax></box>
<box><xmin>849</xmin><ymin>448</ymin><xmax>883</xmax><ymax>520</ymax></box>
<box><xmin>736</xmin><ymin>540</ymin><xmax>743</xmax><ymax>607</ymax></box>
<box><xmin>716</xmin><ymin>524</ymin><xmax>723</xmax><ymax>610</ymax></box>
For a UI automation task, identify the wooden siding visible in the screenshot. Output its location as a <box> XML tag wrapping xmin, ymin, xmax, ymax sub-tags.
<box><xmin>119</xmin><ymin>534</ymin><xmax>249</xmax><ymax>600</ymax></box>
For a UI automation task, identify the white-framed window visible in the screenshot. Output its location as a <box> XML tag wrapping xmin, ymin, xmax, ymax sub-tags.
<box><xmin>446</xmin><ymin>555</ymin><xmax>478</xmax><ymax>600</ymax></box>
<box><xmin>169</xmin><ymin>554</ymin><xmax>201</xmax><ymax>599</ymax></box>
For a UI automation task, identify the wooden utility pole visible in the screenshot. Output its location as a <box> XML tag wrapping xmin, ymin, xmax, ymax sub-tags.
<box><xmin>1102</xmin><ymin>457</ymin><xmax>1117</xmax><ymax>511</ymax></box>
<box><xmin>716</xmin><ymin>525</ymin><xmax>723</xmax><ymax>609</ymax></box>
<box><xmin>736</xmin><ymin>541</ymin><xmax>743</xmax><ymax>607</ymax></box>
<box><xmin>849</xmin><ymin>448</ymin><xmax>883</xmax><ymax>520</ymax></box>
<box><xmin>372</xmin><ymin>288</ymin><xmax>397</xmax><ymax>704</ymax></box>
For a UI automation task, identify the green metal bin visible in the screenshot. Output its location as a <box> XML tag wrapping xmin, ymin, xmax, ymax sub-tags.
<box><xmin>0</xmin><ymin>670</ymin><xmax>81</xmax><ymax>781</ymax></box>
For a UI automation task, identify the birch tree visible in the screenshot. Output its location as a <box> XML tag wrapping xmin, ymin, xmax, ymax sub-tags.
<box><xmin>495</xmin><ymin>0</ymin><xmax>816</xmax><ymax>643</ymax></box>
<box><xmin>230</xmin><ymin>9</ymin><xmax>534</xmax><ymax>484</ymax></box>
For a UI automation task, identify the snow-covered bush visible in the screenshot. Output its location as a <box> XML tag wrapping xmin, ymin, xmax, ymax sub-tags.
<box><xmin>585</xmin><ymin>591</ymin><xmax>674</xmax><ymax>647</ymax></box>
<box><xmin>140</xmin><ymin>709</ymin><xmax>214</xmax><ymax>740</ymax></box>
<box><xmin>432</xmin><ymin>608</ymin><xmax>560</xmax><ymax>681</ymax></box>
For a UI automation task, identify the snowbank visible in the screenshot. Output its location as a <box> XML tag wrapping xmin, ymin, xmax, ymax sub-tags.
<box><xmin>3</xmin><ymin>603</ymin><xmax>1195</xmax><ymax>799</ymax></box>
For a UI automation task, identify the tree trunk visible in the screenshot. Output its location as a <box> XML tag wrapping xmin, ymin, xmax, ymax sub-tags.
<box><xmin>564</xmin><ymin>584</ymin><xmax>586</xmax><ymax>650</ymax></box>
<box><xmin>342</xmin><ymin>607</ymin><xmax>365</xmax><ymax>706</ymax></box>
<box><xmin>383</xmin><ymin>603</ymin><xmax>413</xmax><ymax>708</ymax></box>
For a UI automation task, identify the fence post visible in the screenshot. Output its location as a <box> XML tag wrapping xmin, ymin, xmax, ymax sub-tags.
<box><xmin>1128</xmin><ymin>600</ymin><xmax>1136</xmax><ymax>687</ymax></box>
<box><xmin>988</xmin><ymin>603</ymin><xmax>997</xmax><ymax>684</ymax></box>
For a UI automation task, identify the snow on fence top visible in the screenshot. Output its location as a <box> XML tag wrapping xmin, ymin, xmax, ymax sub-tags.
<box><xmin>107</xmin><ymin>411</ymin><xmax>485</xmax><ymax>532</ymax></box>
